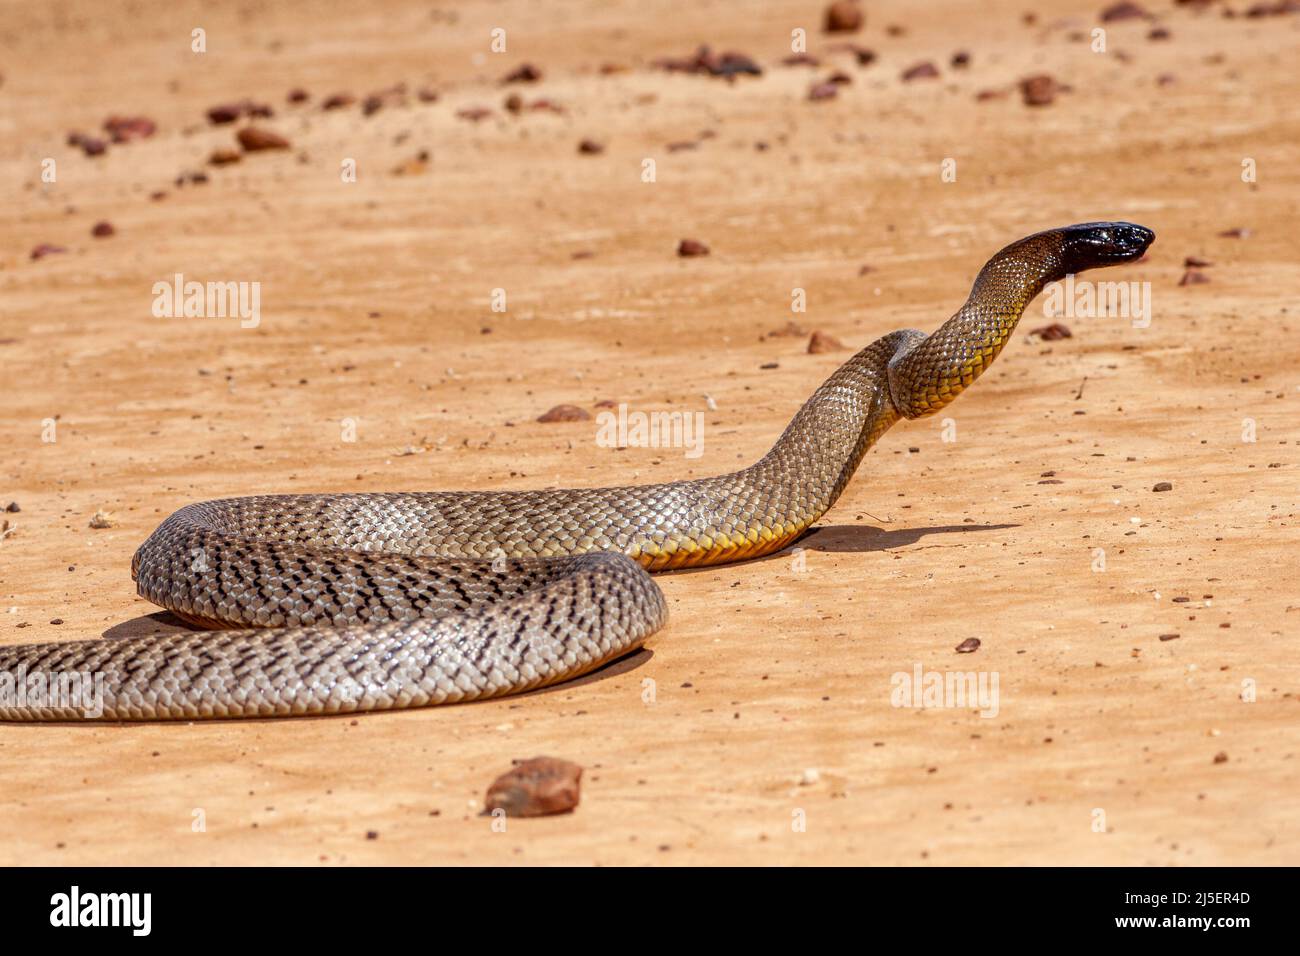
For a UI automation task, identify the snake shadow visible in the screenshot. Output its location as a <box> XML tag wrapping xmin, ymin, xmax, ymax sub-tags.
<box><xmin>792</xmin><ymin>522</ymin><xmax>1019</xmax><ymax>554</ymax></box>
<box><xmin>662</xmin><ymin>521</ymin><xmax>1020</xmax><ymax>577</ymax></box>
<box><xmin>101</xmin><ymin>611</ymin><xmax>193</xmax><ymax>641</ymax></box>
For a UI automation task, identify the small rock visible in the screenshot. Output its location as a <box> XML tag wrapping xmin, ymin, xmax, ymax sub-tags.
<box><xmin>206</xmin><ymin>103</ymin><xmax>244</xmax><ymax>124</ymax></box>
<box><xmin>955</xmin><ymin>638</ymin><xmax>981</xmax><ymax>653</ymax></box>
<box><xmin>537</xmin><ymin>405</ymin><xmax>591</xmax><ymax>423</ymax></box>
<box><xmin>1213</xmin><ymin>751</ymin><xmax>1228</xmax><ymax>764</ymax></box>
<box><xmin>4</xmin><ymin>502</ymin><xmax>19</xmax><ymax>513</ymax></box>
<box><xmin>807</xmin><ymin>331</ymin><xmax>845</xmax><ymax>353</ymax></box>
<box><xmin>1020</xmin><ymin>74</ymin><xmax>1064</xmax><ymax>106</ymax></box>
<box><xmin>653</xmin><ymin>46</ymin><xmax>761</xmax><ymax>78</ymax></box>
<box><xmin>825</xmin><ymin>42</ymin><xmax>876</xmax><ymax>66</ymax></box>
<box><xmin>362</xmin><ymin>84</ymin><xmax>407</xmax><ymax>116</ymax></box>
<box><xmin>287</xmin><ymin>88</ymin><xmax>310</xmax><ymax>104</ymax></box>
<box><xmin>88</xmin><ymin>509</ymin><xmax>117</xmax><ymax>529</ymax></box>
<box><xmin>1152</xmin><ymin>481</ymin><xmax>1173</xmax><ymax>492</ymax></box>
<box><xmin>951</xmin><ymin>51</ymin><xmax>972</xmax><ymax>69</ymax></box>
<box><xmin>901</xmin><ymin>61</ymin><xmax>940</xmax><ymax>81</ymax></box>
<box><xmin>1179</xmin><ymin>270</ymin><xmax>1211</xmax><ymax>286</ymax></box>
<box><xmin>1184</xmin><ymin>256</ymin><xmax>1212</xmax><ymax>268</ymax></box>
<box><xmin>1218</xmin><ymin>227</ymin><xmax>1250</xmax><ymax>238</ymax></box>
<box><xmin>502</xmin><ymin>63</ymin><xmax>543</xmax><ymax>84</ymax></box>
<box><xmin>824</xmin><ymin>1</ymin><xmax>864</xmax><ymax>33</ymax></box>
<box><xmin>30</xmin><ymin>244</ymin><xmax>67</xmax><ymax>261</ymax></box>
<box><xmin>237</xmin><ymin>127</ymin><xmax>291</xmax><ymax>151</ymax></box>
<box><xmin>69</xmin><ymin>132</ymin><xmax>108</xmax><ymax>157</ymax></box>
<box><xmin>456</xmin><ymin>107</ymin><xmax>493</xmax><ymax>122</ymax></box>
<box><xmin>1031</xmin><ymin>322</ymin><xmax>1072</xmax><ymax>340</ymax></box>
<box><xmin>103</xmin><ymin>115</ymin><xmax>156</xmax><ymax>143</ymax></box>
<box><xmin>677</xmin><ymin>239</ymin><xmax>710</xmax><ymax>257</ymax></box>
<box><xmin>808</xmin><ymin>81</ymin><xmax>839</xmax><ymax>101</ymax></box>
<box><xmin>91</xmin><ymin>221</ymin><xmax>115</xmax><ymax>238</ymax></box>
<box><xmin>577</xmin><ymin>139</ymin><xmax>605</xmax><ymax>155</ymax></box>
<box><xmin>321</xmin><ymin>92</ymin><xmax>356</xmax><ymax>110</ymax></box>
<box><xmin>1101</xmin><ymin>1</ymin><xmax>1152</xmax><ymax>21</ymax></box>
<box><xmin>484</xmin><ymin>756</ymin><xmax>582</xmax><ymax>817</ymax></box>
<box><xmin>1158</xmin><ymin>633</ymin><xmax>1181</xmax><ymax>641</ymax></box>
<box><xmin>209</xmin><ymin>148</ymin><xmax>242</xmax><ymax>166</ymax></box>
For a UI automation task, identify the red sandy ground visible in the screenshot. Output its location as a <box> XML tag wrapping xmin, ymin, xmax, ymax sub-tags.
<box><xmin>0</xmin><ymin>0</ymin><xmax>1296</xmax><ymax>864</ymax></box>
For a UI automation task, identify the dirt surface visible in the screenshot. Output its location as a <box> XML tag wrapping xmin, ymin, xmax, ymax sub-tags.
<box><xmin>1</xmin><ymin>0</ymin><xmax>1297</xmax><ymax>865</ymax></box>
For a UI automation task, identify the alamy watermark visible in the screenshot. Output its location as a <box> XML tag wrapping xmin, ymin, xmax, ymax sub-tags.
<box><xmin>890</xmin><ymin>663</ymin><xmax>999</xmax><ymax>718</ymax></box>
<box><xmin>152</xmin><ymin>273</ymin><xmax>261</xmax><ymax>328</ymax></box>
<box><xmin>0</xmin><ymin>666</ymin><xmax>105</xmax><ymax>718</ymax></box>
<box><xmin>1043</xmin><ymin>273</ymin><xmax>1151</xmax><ymax>328</ymax></box>
<box><xmin>595</xmin><ymin>403</ymin><xmax>705</xmax><ymax>459</ymax></box>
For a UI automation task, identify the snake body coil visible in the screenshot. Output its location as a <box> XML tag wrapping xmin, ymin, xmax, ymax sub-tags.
<box><xmin>0</xmin><ymin>223</ymin><xmax>1154</xmax><ymax>720</ymax></box>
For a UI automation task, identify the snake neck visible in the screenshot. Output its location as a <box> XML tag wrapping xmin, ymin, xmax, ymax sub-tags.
<box><xmin>884</xmin><ymin>231</ymin><xmax>1070</xmax><ymax>419</ymax></box>
<box><xmin>741</xmin><ymin>330</ymin><xmax>916</xmax><ymax>527</ymax></box>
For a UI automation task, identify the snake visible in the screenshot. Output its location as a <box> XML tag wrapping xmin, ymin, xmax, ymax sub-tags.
<box><xmin>0</xmin><ymin>222</ymin><xmax>1154</xmax><ymax>720</ymax></box>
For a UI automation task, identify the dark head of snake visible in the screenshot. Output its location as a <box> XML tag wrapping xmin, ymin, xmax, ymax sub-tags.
<box><xmin>1</xmin><ymin>222</ymin><xmax>1154</xmax><ymax>720</ymax></box>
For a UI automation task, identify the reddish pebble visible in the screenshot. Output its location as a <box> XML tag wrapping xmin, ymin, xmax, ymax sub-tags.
<box><xmin>322</xmin><ymin>92</ymin><xmax>356</xmax><ymax>110</ymax></box>
<box><xmin>824</xmin><ymin>0</ymin><xmax>865</xmax><ymax>33</ymax></box>
<box><xmin>206</xmin><ymin>104</ymin><xmax>243</xmax><ymax>124</ymax></box>
<box><xmin>807</xmin><ymin>331</ymin><xmax>845</xmax><ymax>353</ymax></box>
<box><xmin>209</xmin><ymin>148</ymin><xmax>242</xmax><ymax>166</ymax></box>
<box><xmin>103</xmin><ymin>115</ymin><xmax>156</xmax><ymax>143</ymax></box>
<box><xmin>955</xmin><ymin>638</ymin><xmax>981</xmax><ymax>654</ymax></box>
<box><xmin>1100</xmin><ymin>1</ymin><xmax>1152</xmax><ymax>21</ymax></box>
<box><xmin>76</xmin><ymin>136</ymin><xmax>108</xmax><ymax>157</ymax></box>
<box><xmin>537</xmin><ymin>405</ymin><xmax>591</xmax><ymax>423</ymax></box>
<box><xmin>30</xmin><ymin>244</ymin><xmax>67</xmax><ymax>260</ymax></box>
<box><xmin>677</xmin><ymin>239</ymin><xmax>710</xmax><ymax>257</ymax></box>
<box><xmin>484</xmin><ymin>757</ymin><xmax>583</xmax><ymax>817</ymax></box>
<box><xmin>809</xmin><ymin>81</ymin><xmax>839</xmax><ymax>101</ymax></box>
<box><xmin>237</xmin><ymin>127</ymin><xmax>290</xmax><ymax>151</ymax></box>
<box><xmin>1020</xmin><ymin>74</ymin><xmax>1064</xmax><ymax>106</ymax></box>
<box><xmin>1179</xmin><ymin>270</ymin><xmax>1211</xmax><ymax>286</ymax></box>
<box><xmin>1031</xmin><ymin>323</ymin><xmax>1073</xmax><ymax>341</ymax></box>
<box><xmin>577</xmin><ymin>139</ymin><xmax>605</xmax><ymax>155</ymax></box>
<box><xmin>901</xmin><ymin>62</ymin><xmax>940</xmax><ymax>81</ymax></box>
<box><xmin>502</xmin><ymin>63</ymin><xmax>543</xmax><ymax>84</ymax></box>
<box><xmin>91</xmin><ymin>221</ymin><xmax>115</xmax><ymax>238</ymax></box>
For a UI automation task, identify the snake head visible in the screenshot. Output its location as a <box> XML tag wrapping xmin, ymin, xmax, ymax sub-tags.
<box><xmin>1057</xmin><ymin>221</ymin><xmax>1155</xmax><ymax>272</ymax></box>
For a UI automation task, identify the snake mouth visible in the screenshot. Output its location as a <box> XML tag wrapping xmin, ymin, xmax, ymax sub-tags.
<box><xmin>1060</xmin><ymin>221</ymin><xmax>1155</xmax><ymax>268</ymax></box>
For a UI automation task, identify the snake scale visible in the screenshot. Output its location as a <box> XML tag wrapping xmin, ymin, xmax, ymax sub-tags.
<box><xmin>0</xmin><ymin>222</ymin><xmax>1153</xmax><ymax>720</ymax></box>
